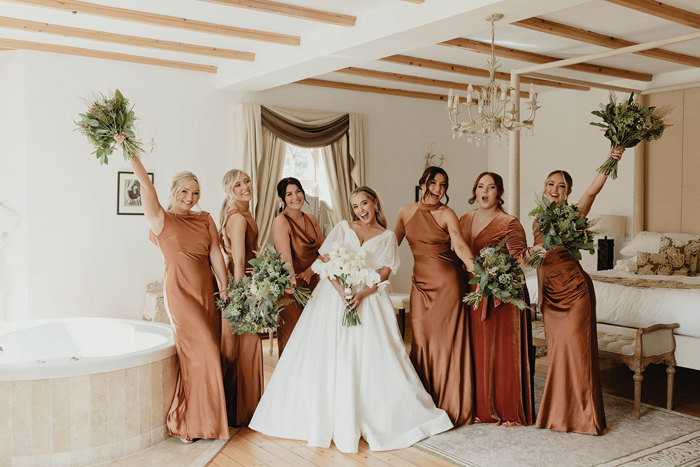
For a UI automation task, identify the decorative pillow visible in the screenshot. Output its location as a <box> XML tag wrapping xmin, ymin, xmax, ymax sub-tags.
<box><xmin>620</xmin><ymin>231</ymin><xmax>660</xmax><ymax>257</ymax></box>
<box><xmin>635</xmin><ymin>236</ymin><xmax>700</xmax><ymax>276</ymax></box>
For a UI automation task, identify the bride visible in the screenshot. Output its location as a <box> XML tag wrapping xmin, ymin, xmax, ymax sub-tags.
<box><xmin>249</xmin><ymin>186</ymin><xmax>453</xmax><ymax>453</ymax></box>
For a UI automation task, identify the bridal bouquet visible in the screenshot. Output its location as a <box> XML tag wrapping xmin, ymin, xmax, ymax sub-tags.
<box><xmin>312</xmin><ymin>242</ymin><xmax>383</xmax><ymax>327</ymax></box>
<box><xmin>463</xmin><ymin>240</ymin><xmax>527</xmax><ymax>311</ymax></box>
<box><xmin>74</xmin><ymin>89</ymin><xmax>144</xmax><ymax>165</ymax></box>
<box><xmin>590</xmin><ymin>92</ymin><xmax>670</xmax><ymax>179</ymax></box>
<box><xmin>219</xmin><ymin>246</ymin><xmax>311</xmax><ymax>335</ymax></box>
<box><xmin>528</xmin><ymin>196</ymin><xmax>596</xmax><ymax>267</ymax></box>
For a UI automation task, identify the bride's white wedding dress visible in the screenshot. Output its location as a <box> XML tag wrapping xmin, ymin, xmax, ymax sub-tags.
<box><xmin>249</xmin><ymin>220</ymin><xmax>453</xmax><ymax>453</ymax></box>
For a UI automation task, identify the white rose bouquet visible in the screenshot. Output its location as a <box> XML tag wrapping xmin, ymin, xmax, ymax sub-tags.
<box><xmin>312</xmin><ymin>242</ymin><xmax>384</xmax><ymax>327</ymax></box>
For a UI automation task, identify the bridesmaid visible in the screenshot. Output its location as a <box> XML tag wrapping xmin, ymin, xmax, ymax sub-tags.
<box><xmin>530</xmin><ymin>148</ymin><xmax>624</xmax><ymax>435</ymax></box>
<box><xmin>459</xmin><ymin>172</ymin><xmax>534</xmax><ymax>426</ymax></box>
<box><xmin>219</xmin><ymin>169</ymin><xmax>264</xmax><ymax>427</ymax></box>
<box><xmin>130</xmin><ymin>157</ymin><xmax>229</xmax><ymax>442</ymax></box>
<box><xmin>271</xmin><ymin>177</ymin><xmax>324</xmax><ymax>356</ymax></box>
<box><xmin>394</xmin><ymin>166</ymin><xmax>476</xmax><ymax>427</ymax></box>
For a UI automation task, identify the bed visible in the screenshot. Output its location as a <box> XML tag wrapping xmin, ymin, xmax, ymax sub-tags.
<box><xmin>525</xmin><ymin>231</ymin><xmax>700</xmax><ymax>370</ymax></box>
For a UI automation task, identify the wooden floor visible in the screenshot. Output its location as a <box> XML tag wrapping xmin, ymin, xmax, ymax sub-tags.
<box><xmin>209</xmin><ymin>326</ymin><xmax>700</xmax><ymax>466</ymax></box>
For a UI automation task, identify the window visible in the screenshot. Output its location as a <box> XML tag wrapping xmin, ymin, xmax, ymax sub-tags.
<box><xmin>281</xmin><ymin>144</ymin><xmax>333</xmax><ymax>208</ymax></box>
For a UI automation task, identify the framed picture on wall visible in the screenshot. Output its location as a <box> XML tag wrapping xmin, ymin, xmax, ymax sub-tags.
<box><xmin>117</xmin><ymin>171</ymin><xmax>154</xmax><ymax>215</ymax></box>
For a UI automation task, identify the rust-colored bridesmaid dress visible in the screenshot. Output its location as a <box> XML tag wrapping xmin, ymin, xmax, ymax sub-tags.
<box><xmin>405</xmin><ymin>203</ymin><xmax>474</xmax><ymax>427</ymax></box>
<box><xmin>533</xmin><ymin>228</ymin><xmax>606</xmax><ymax>435</ymax></box>
<box><xmin>150</xmin><ymin>211</ymin><xmax>229</xmax><ymax>440</ymax></box>
<box><xmin>276</xmin><ymin>211</ymin><xmax>323</xmax><ymax>356</ymax></box>
<box><xmin>460</xmin><ymin>211</ymin><xmax>534</xmax><ymax>426</ymax></box>
<box><xmin>220</xmin><ymin>208</ymin><xmax>264</xmax><ymax>427</ymax></box>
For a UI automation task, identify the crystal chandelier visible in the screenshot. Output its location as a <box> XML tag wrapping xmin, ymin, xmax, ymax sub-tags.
<box><xmin>446</xmin><ymin>14</ymin><xmax>539</xmax><ymax>145</ymax></box>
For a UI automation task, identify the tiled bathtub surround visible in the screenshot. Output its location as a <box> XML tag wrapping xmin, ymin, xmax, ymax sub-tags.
<box><xmin>0</xmin><ymin>355</ymin><xmax>178</xmax><ymax>466</ymax></box>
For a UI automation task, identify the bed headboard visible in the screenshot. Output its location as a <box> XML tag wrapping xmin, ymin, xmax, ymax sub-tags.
<box><xmin>634</xmin><ymin>86</ymin><xmax>700</xmax><ymax>235</ymax></box>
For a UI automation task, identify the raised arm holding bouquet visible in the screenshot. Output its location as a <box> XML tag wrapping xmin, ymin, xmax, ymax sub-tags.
<box><xmin>590</xmin><ymin>92</ymin><xmax>669</xmax><ymax>179</ymax></box>
<box><xmin>530</xmin><ymin>147</ymin><xmax>624</xmax><ymax>437</ymax></box>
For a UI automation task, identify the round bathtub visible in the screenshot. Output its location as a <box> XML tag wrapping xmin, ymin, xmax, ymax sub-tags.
<box><xmin>0</xmin><ymin>318</ymin><xmax>179</xmax><ymax>464</ymax></box>
<box><xmin>0</xmin><ymin>318</ymin><xmax>175</xmax><ymax>381</ymax></box>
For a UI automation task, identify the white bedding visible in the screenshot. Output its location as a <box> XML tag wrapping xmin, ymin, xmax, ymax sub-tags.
<box><xmin>526</xmin><ymin>270</ymin><xmax>700</xmax><ymax>339</ymax></box>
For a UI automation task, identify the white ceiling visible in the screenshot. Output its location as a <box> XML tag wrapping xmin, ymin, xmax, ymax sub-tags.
<box><xmin>0</xmin><ymin>0</ymin><xmax>698</xmax><ymax>97</ymax></box>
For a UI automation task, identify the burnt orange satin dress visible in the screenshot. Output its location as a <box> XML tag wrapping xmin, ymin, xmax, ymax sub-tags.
<box><xmin>405</xmin><ymin>202</ymin><xmax>473</xmax><ymax>427</ymax></box>
<box><xmin>221</xmin><ymin>208</ymin><xmax>264</xmax><ymax>427</ymax></box>
<box><xmin>460</xmin><ymin>212</ymin><xmax>534</xmax><ymax>426</ymax></box>
<box><xmin>149</xmin><ymin>211</ymin><xmax>229</xmax><ymax>440</ymax></box>
<box><xmin>533</xmin><ymin>227</ymin><xmax>606</xmax><ymax>435</ymax></box>
<box><xmin>276</xmin><ymin>211</ymin><xmax>323</xmax><ymax>356</ymax></box>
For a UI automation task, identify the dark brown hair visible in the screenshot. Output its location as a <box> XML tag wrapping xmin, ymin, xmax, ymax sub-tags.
<box><xmin>418</xmin><ymin>166</ymin><xmax>449</xmax><ymax>205</ymax></box>
<box><xmin>468</xmin><ymin>171</ymin><xmax>505</xmax><ymax>210</ymax></box>
<box><xmin>277</xmin><ymin>177</ymin><xmax>307</xmax><ymax>213</ymax></box>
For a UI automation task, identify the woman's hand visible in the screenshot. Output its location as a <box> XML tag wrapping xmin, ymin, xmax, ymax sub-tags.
<box><xmin>336</xmin><ymin>287</ymin><xmax>353</xmax><ymax>306</ymax></box>
<box><xmin>530</xmin><ymin>244</ymin><xmax>548</xmax><ymax>260</ymax></box>
<box><xmin>347</xmin><ymin>286</ymin><xmax>374</xmax><ymax>310</ymax></box>
<box><xmin>320</xmin><ymin>254</ymin><xmax>330</xmax><ymax>263</ymax></box>
<box><xmin>219</xmin><ymin>289</ymin><xmax>229</xmax><ymax>302</ymax></box>
<box><xmin>609</xmin><ymin>146</ymin><xmax>625</xmax><ymax>161</ymax></box>
<box><xmin>296</xmin><ymin>267</ymin><xmax>314</xmax><ymax>284</ymax></box>
<box><xmin>285</xmin><ymin>275</ymin><xmax>297</xmax><ymax>295</ymax></box>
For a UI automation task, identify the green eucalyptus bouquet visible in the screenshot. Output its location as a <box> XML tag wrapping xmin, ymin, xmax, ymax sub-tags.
<box><xmin>590</xmin><ymin>92</ymin><xmax>670</xmax><ymax>179</ymax></box>
<box><xmin>463</xmin><ymin>240</ymin><xmax>527</xmax><ymax>311</ymax></box>
<box><xmin>74</xmin><ymin>89</ymin><xmax>144</xmax><ymax>164</ymax></box>
<box><xmin>218</xmin><ymin>246</ymin><xmax>311</xmax><ymax>335</ymax></box>
<box><xmin>528</xmin><ymin>196</ymin><xmax>596</xmax><ymax>267</ymax></box>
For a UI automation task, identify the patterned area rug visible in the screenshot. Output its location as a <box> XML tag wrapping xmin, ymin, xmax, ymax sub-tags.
<box><xmin>416</xmin><ymin>379</ymin><xmax>700</xmax><ymax>467</ymax></box>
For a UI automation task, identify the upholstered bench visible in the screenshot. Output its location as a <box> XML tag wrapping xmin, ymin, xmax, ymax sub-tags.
<box><xmin>531</xmin><ymin>320</ymin><xmax>679</xmax><ymax>418</ymax></box>
<box><xmin>389</xmin><ymin>293</ymin><xmax>410</xmax><ymax>339</ymax></box>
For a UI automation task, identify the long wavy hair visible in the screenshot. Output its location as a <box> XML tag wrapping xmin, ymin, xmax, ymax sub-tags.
<box><xmin>350</xmin><ymin>186</ymin><xmax>387</xmax><ymax>228</ymax></box>
<box><xmin>418</xmin><ymin>166</ymin><xmax>450</xmax><ymax>204</ymax></box>
<box><xmin>218</xmin><ymin>169</ymin><xmax>246</xmax><ymax>244</ymax></box>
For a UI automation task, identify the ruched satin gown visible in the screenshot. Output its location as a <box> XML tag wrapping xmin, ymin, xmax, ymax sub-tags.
<box><xmin>149</xmin><ymin>211</ymin><xmax>229</xmax><ymax>440</ymax></box>
<box><xmin>533</xmin><ymin>228</ymin><xmax>606</xmax><ymax>435</ymax></box>
<box><xmin>459</xmin><ymin>211</ymin><xmax>534</xmax><ymax>426</ymax></box>
<box><xmin>405</xmin><ymin>203</ymin><xmax>474</xmax><ymax>427</ymax></box>
<box><xmin>220</xmin><ymin>208</ymin><xmax>264</xmax><ymax>427</ymax></box>
<box><xmin>276</xmin><ymin>211</ymin><xmax>323</xmax><ymax>356</ymax></box>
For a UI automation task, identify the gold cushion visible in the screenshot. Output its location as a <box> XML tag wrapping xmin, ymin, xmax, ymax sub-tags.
<box><xmin>636</xmin><ymin>235</ymin><xmax>700</xmax><ymax>276</ymax></box>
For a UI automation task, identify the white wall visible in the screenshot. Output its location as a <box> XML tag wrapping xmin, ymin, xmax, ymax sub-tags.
<box><xmin>488</xmin><ymin>88</ymin><xmax>635</xmax><ymax>271</ymax></box>
<box><xmin>0</xmin><ymin>51</ymin><xmax>28</xmax><ymax>322</ymax></box>
<box><xmin>8</xmin><ymin>51</ymin><xmax>235</xmax><ymax>321</ymax></box>
<box><xmin>2</xmin><ymin>51</ymin><xmax>484</xmax><ymax>321</ymax></box>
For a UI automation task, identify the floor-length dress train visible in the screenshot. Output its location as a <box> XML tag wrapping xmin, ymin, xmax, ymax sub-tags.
<box><xmin>460</xmin><ymin>212</ymin><xmax>534</xmax><ymax>426</ymax></box>
<box><xmin>405</xmin><ymin>203</ymin><xmax>473</xmax><ymax>427</ymax></box>
<box><xmin>220</xmin><ymin>208</ymin><xmax>264</xmax><ymax>427</ymax></box>
<box><xmin>150</xmin><ymin>211</ymin><xmax>229</xmax><ymax>440</ymax></box>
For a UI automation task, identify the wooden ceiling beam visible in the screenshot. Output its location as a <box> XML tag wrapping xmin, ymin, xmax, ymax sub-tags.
<box><xmin>605</xmin><ymin>0</ymin><xmax>700</xmax><ymax>28</ymax></box>
<box><xmin>296</xmin><ymin>78</ymin><xmax>454</xmax><ymax>102</ymax></box>
<box><xmin>441</xmin><ymin>38</ymin><xmax>653</xmax><ymax>81</ymax></box>
<box><xmin>7</xmin><ymin>0</ymin><xmax>300</xmax><ymax>45</ymax></box>
<box><xmin>0</xmin><ymin>16</ymin><xmax>255</xmax><ymax>60</ymax></box>
<box><xmin>515</xmin><ymin>17</ymin><xmax>700</xmax><ymax>67</ymax></box>
<box><xmin>380</xmin><ymin>54</ymin><xmax>589</xmax><ymax>91</ymax></box>
<box><xmin>337</xmin><ymin>67</ymin><xmax>532</xmax><ymax>99</ymax></box>
<box><xmin>0</xmin><ymin>37</ymin><xmax>217</xmax><ymax>72</ymax></box>
<box><xmin>198</xmin><ymin>0</ymin><xmax>356</xmax><ymax>27</ymax></box>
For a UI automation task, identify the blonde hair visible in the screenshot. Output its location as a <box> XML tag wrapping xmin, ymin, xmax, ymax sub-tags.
<box><xmin>350</xmin><ymin>186</ymin><xmax>387</xmax><ymax>228</ymax></box>
<box><xmin>543</xmin><ymin>170</ymin><xmax>573</xmax><ymax>200</ymax></box>
<box><xmin>167</xmin><ymin>171</ymin><xmax>201</xmax><ymax>212</ymax></box>
<box><xmin>219</xmin><ymin>169</ymin><xmax>246</xmax><ymax>244</ymax></box>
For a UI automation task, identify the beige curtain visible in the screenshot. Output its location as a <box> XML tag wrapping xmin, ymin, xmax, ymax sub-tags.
<box><xmin>233</xmin><ymin>103</ymin><xmax>367</xmax><ymax>245</ymax></box>
<box><xmin>321</xmin><ymin>136</ymin><xmax>352</xmax><ymax>223</ymax></box>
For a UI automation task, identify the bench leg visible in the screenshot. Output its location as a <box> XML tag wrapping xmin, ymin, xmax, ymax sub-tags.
<box><xmin>633</xmin><ymin>371</ymin><xmax>643</xmax><ymax>419</ymax></box>
<box><xmin>399</xmin><ymin>309</ymin><xmax>406</xmax><ymax>340</ymax></box>
<box><xmin>666</xmin><ymin>365</ymin><xmax>675</xmax><ymax>410</ymax></box>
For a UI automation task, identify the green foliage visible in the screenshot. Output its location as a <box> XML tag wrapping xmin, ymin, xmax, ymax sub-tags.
<box><xmin>590</xmin><ymin>92</ymin><xmax>670</xmax><ymax>179</ymax></box>
<box><xmin>218</xmin><ymin>246</ymin><xmax>310</xmax><ymax>335</ymax></box>
<box><xmin>74</xmin><ymin>89</ymin><xmax>144</xmax><ymax>165</ymax></box>
<box><xmin>528</xmin><ymin>196</ymin><xmax>596</xmax><ymax>267</ymax></box>
<box><xmin>463</xmin><ymin>240</ymin><xmax>527</xmax><ymax>311</ymax></box>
